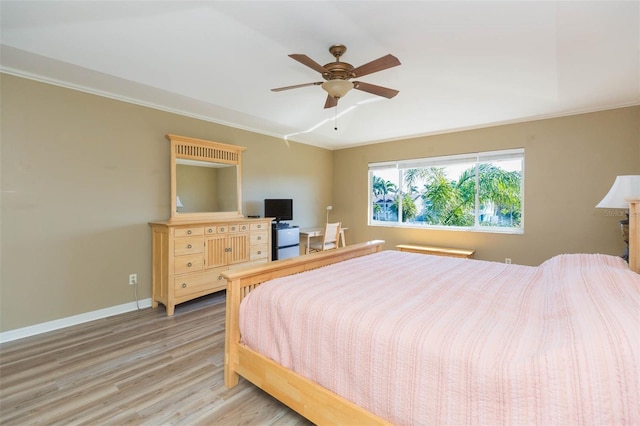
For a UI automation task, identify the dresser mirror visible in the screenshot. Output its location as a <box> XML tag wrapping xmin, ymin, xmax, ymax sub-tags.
<box><xmin>168</xmin><ymin>134</ymin><xmax>246</xmax><ymax>221</ymax></box>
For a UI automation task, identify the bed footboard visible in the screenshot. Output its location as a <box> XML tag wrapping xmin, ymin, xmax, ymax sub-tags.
<box><xmin>222</xmin><ymin>240</ymin><xmax>388</xmax><ymax>424</ymax></box>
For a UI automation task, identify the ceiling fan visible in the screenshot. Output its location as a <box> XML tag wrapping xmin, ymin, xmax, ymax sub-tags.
<box><xmin>271</xmin><ymin>44</ymin><xmax>401</xmax><ymax>109</ymax></box>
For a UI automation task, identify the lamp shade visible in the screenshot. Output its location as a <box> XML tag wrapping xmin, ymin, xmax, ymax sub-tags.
<box><xmin>596</xmin><ymin>175</ymin><xmax>640</xmax><ymax>209</ymax></box>
<box><xmin>322</xmin><ymin>80</ymin><xmax>354</xmax><ymax>99</ymax></box>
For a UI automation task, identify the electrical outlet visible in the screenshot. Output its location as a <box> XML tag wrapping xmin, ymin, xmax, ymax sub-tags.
<box><xmin>505</xmin><ymin>258</ymin><xmax>512</xmax><ymax>264</ymax></box>
<box><xmin>129</xmin><ymin>273</ymin><xmax>137</xmax><ymax>285</ymax></box>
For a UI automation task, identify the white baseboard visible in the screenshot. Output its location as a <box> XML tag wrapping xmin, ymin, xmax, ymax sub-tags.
<box><xmin>0</xmin><ymin>298</ymin><xmax>153</xmax><ymax>344</ymax></box>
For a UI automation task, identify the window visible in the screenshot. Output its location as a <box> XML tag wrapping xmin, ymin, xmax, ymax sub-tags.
<box><xmin>369</xmin><ymin>149</ymin><xmax>524</xmax><ymax>233</ymax></box>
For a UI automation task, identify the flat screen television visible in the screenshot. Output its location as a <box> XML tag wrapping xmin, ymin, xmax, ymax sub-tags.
<box><xmin>264</xmin><ymin>199</ymin><xmax>293</xmax><ymax>223</ymax></box>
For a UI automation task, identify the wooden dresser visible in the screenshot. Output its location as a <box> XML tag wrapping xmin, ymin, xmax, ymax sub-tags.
<box><xmin>150</xmin><ymin>218</ymin><xmax>271</xmax><ymax>315</ymax></box>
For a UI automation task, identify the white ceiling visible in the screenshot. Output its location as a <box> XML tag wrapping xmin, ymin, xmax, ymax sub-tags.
<box><xmin>1</xmin><ymin>1</ymin><xmax>638</xmax><ymax>150</ymax></box>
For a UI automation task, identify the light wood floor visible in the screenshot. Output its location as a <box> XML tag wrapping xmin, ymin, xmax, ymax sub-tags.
<box><xmin>0</xmin><ymin>293</ymin><xmax>314</xmax><ymax>425</ymax></box>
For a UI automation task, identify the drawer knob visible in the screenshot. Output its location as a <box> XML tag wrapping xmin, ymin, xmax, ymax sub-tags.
<box><xmin>187</xmin><ymin>244</ymin><xmax>192</xmax><ymax>249</ymax></box>
<box><xmin>187</xmin><ymin>262</ymin><xmax>192</xmax><ymax>267</ymax></box>
<box><xmin>182</xmin><ymin>283</ymin><xmax>187</xmax><ymax>288</ymax></box>
<box><xmin>187</xmin><ymin>230</ymin><xmax>192</xmax><ymax>235</ymax></box>
<box><xmin>208</xmin><ymin>228</ymin><xmax>214</xmax><ymax>233</ymax></box>
<box><xmin>218</xmin><ymin>275</ymin><xmax>223</xmax><ymax>280</ymax></box>
<box><xmin>257</xmin><ymin>236</ymin><xmax>262</xmax><ymax>240</ymax></box>
<box><xmin>257</xmin><ymin>250</ymin><xmax>262</xmax><ymax>255</ymax></box>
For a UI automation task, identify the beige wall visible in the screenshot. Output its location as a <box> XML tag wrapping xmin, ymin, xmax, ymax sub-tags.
<box><xmin>0</xmin><ymin>74</ymin><xmax>333</xmax><ymax>332</ymax></box>
<box><xmin>2</xmin><ymin>73</ymin><xmax>638</xmax><ymax>334</ymax></box>
<box><xmin>333</xmin><ymin>106</ymin><xmax>640</xmax><ymax>265</ymax></box>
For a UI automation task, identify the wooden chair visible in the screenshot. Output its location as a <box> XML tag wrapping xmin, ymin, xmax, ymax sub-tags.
<box><xmin>308</xmin><ymin>222</ymin><xmax>342</xmax><ymax>253</ymax></box>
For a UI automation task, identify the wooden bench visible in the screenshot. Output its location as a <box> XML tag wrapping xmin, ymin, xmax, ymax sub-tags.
<box><xmin>396</xmin><ymin>244</ymin><xmax>475</xmax><ymax>259</ymax></box>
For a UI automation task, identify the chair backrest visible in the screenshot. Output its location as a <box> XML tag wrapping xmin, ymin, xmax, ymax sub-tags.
<box><xmin>323</xmin><ymin>222</ymin><xmax>341</xmax><ymax>247</ymax></box>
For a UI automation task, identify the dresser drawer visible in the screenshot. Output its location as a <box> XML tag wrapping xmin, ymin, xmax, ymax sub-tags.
<box><xmin>225</xmin><ymin>223</ymin><xmax>249</xmax><ymax>233</ymax></box>
<box><xmin>174</xmin><ymin>269</ymin><xmax>226</xmax><ymax>298</ymax></box>
<box><xmin>250</xmin><ymin>244</ymin><xmax>269</xmax><ymax>260</ymax></box>
<box><xmin>250</xmin><ymin>222</ymin><xmax>269</xmax><ymax>231</ymax></box>
<box><xmin>174</xmin><ymin>236</ymin><xmax>203</xmax><ymax>256</ymax></box>
<box><xmin>174</xmin><ymin>227</ymin><xmax>204</xmax><ymax>238</ymax></box>
<box><xmin>250</xmin><ymin>230</ymin><xmax>268</xmax><ymax>245</ymax></box>
<box><xmin>173</xmin><ymin>254</ymin><xmax>203</xmax><ymax>275</ymax></box>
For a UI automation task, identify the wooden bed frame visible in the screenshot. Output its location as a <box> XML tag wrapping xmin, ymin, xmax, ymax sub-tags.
<box><xmin>222</xmin><ymin>240</ymin><xmax>390</xmax><ymax>425</ymax></box>
<box><xmin>223</xmin><ymin>200</ymin><xmax>639</xmax><ymax>424</ymax></box>
<box><xmin>629</xmin><ymin>198</ymin><xmax>639</xmax><ymax>274</ymax></box>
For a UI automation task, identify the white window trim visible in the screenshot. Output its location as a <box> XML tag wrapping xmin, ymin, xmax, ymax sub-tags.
<box><xmin>368</xmin><ymin>148</ymin><xmax>525</xmax><ymax>234</ymax></box>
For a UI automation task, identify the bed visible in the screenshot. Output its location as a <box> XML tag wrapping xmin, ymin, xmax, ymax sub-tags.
<box><xmin>223</xmin><ymin>201</ymin><xmax>640</xmax><ymax>425</ymax></box>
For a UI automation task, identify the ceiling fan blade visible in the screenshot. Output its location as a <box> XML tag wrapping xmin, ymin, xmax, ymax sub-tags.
<box><xmin>324</xmin><ymin>95</ymin><xmax>338</xmax><ymax>109</ymax></box>
<box><xmin>353</xmin><ymin>81</ymin><xmax>399</xmax><ymax>99</ymax></box>
<box><xmin>351</xmin><ymin>54</ymin><xmax>401</xmax><ymax>78</ymax></box>
<box><xmin>271</xmin><ymin>82</ymin><xmax>323</xmax><ymax>92</ymax></box>
<box><xmin>289</xmin><ymin>54</ymin><xmax>329</xmax><ymax>74</ymax></box>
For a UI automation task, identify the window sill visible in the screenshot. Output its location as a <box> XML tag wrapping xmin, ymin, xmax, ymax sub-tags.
<box><xmin>368</xmin><ymin>221</ymin><xmax>524</xmax><ymax>235</ymax></box>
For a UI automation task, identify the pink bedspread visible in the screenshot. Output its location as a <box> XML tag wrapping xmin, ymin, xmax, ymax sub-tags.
<box><xmin>239</xmin><ymin>251</ymin><xmax>640</xmax><ymax>425</ymax></box>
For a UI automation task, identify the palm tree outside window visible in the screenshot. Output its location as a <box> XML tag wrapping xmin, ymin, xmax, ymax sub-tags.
<box><xmin>368</xmin><ymin>149</ymin><xmax>524</xmax><ymax>233</ymax></box>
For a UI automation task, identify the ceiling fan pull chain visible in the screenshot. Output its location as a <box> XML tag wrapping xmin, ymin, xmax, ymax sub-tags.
<box><xmin>334</xmin><ymin>103</ymin><xmax>338</xmax><ymax>130</ymax></box>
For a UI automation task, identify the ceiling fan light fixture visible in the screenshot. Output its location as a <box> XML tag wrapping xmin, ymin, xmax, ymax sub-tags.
<box><xmin>322</xmin><ymin>79</ymin><xmax>354</xmax><ymax>99</ymax></box>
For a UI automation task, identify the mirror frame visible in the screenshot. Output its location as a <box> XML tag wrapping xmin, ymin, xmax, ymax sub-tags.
<box><xmin>167</xmin><ymin>134</ymin><xmax>246</xmax><ymax>221</ymax></box>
